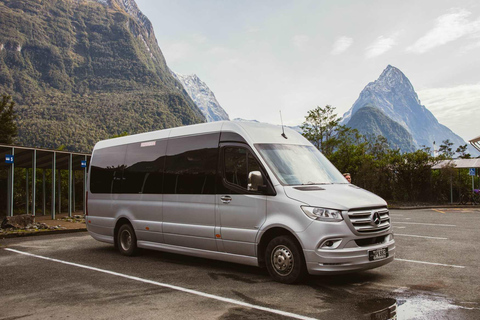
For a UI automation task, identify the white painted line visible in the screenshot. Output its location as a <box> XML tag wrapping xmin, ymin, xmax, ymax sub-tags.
<box><xmin>396</xmin><ymin>258</ymin><xmax>465</xmax><ymax>268</ymax></box>
<box><xmin>393</xmin><ymin>226</ymin><xmax>406</xmax><ymax>229</ymax></box>
<box><xmin>5</xmin><ymin>248</ymin><xmax>317</xmax><ymax>320</ymax></box>
<box><xmin>390</xmin><ymin>214</ymin><xmax>403</xmax><ymax>216</ymax></box>
<box><xmin>395</xmin><ymin>234</ymin><xmax>448</xmax><ymax>240</ymax></box>
<box><xmin>394</xmin><ymin>222</ymin><xmax>456</xmax><ymax>227</ymax></box>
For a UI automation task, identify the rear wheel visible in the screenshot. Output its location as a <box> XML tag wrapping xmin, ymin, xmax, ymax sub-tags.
<box><xmin>117</xmin><ymin>223</ymin><xmax>138</xmax><ymax>256</ymax></box>
<box><xmin>265</xmin><ymin>235</ymin><xmax>306</xmax><ymax>284</ymax></box>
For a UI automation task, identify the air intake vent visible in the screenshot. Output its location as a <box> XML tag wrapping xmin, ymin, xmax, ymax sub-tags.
<box><xmin>348</xmin><ymin>208</ymin><xmax>390</xmax><ymax>234</ymax></box>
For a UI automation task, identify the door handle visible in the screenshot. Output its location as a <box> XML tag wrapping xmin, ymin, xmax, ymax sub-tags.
<box><xmin>221</xmin><ymin>196</ymin><xmax>232</xmax><ymax>204</ymax></box>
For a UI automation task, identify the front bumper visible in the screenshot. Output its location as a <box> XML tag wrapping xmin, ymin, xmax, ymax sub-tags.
<box><xmin>304</xmin><ymin>239</ymin><xmax>395</xmax><ymax>274</ymax></box>
<box><xmin>296</xmin><ymin>218</ymin><xmax>395</xmax><ymax>275</ymax></box>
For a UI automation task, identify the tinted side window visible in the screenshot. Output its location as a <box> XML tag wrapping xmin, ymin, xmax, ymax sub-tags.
<box><xmin>123</xmin><ymin>140</ymin><xmax>167</xmax><ymax>194</ymax></box>
<box><xmin>163</xmin><ymin>133</ymin><xmax>219</xmax><ymax>194</ymax></box>
<box><xmin>224</xmin><ymin>147</ymin><xmax>248</xmax><ymax>188</ymax></box>
<box><xmin>90</xmin><ymin>145</ymin><xmax>126</xmax><ymax>194</ymax></box>
<box><xmin>224</xmin><ymin>147</ymin><xmax>262</xmax><ymax>191</ymax></box>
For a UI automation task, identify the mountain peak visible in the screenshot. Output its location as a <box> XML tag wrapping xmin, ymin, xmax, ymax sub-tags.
<box><xmin>366</xmin><ymin>65</ymin><xmax>415</xmax><ymax>95</ymax></box>
<box><xmin>342</xmin><ymin>65</ymin><xmax>471</xmax><ymax>154</ymax></box>
<box><xmin>171</xmin><ymin>71</ymin><xmax>230</xmax><ymax>122</ymax></box>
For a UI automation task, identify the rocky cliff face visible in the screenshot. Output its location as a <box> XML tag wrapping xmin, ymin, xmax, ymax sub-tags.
<box><xmin>0</xmin><ymin>0</ymin><xmax>204</xmax><ymax>152</ymax></box>
<box><xmin>342</xmin><ymin>65</ymin><xmax>469</xmax><ymax>153</ymax></box>
<box><xmin>171</xmin><ymin>72</ymin><xmax>229</xmax><ymax>122</ymax></box>
<box><xmin>347</xmin><ymin>106</ymin><xmax>416</xmax><ymax>152</ymax></box>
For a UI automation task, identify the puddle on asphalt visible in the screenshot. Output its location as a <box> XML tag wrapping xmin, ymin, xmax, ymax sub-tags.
<box><xmin>395</xmin><ymin>294</ymin><xmax>477</xmax><ymax>320</ymax></box>
<box><xmin>354</xmin><ymin>294</ymin><xmax>477</xmax><ymax>320</ymax></box>
<box><xmin>356</xmin><ymin>298</ymin><xmax>397</xmax><ymax>320</ymax></box>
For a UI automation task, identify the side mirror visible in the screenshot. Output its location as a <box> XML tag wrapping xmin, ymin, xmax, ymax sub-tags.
<box><xmin>248</xmin><ymin>171</ymin><xmax>265</xmax><ymax>192</ymax></box>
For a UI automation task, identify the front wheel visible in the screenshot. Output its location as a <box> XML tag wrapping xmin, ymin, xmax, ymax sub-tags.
<box><xmin>265</xmin><ymin>235</ymin><xmax>306</xmax><ymax>284</ymax></box>
<box><xmin>117</xmin><ymin>223</ymin><xmax>138</xmax><ymax>256</ymax></box>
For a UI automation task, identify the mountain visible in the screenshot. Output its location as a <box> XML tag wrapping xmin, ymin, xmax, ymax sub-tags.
<box><xmin>342</xmin><ymin>65</ymin><xmax>472</xmax><ymax>154</ymax></box>
<box><xmin>171</xmin><ymin>72</ymin><xmax>229</xmax><ymax>122</ymax></box>
<box><xmin>347</xmin><ymin>106</ymin><xmax>416</xmax><ymax>152</ymax></box>
<box><xmin>0</xmin><ymin>0</ymin><xmax>205</xmax><ymax>152</ymax></box>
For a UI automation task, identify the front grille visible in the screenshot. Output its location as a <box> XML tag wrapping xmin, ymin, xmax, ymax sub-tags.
<box><xmin>355</xmin><ymin>235</ymin><xmax>387</xmax><ymax>247</ymax></box>
<box><xmin>348</xmin><ymin>208</ymin><xmax>390</xmax><ymax>234</ymax></box>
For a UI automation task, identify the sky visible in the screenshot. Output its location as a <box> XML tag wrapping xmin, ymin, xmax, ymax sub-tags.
<box><xmin>136</xmin><ymin>0</ymin><xmax>480</xmax><ymax>142</ymax></box>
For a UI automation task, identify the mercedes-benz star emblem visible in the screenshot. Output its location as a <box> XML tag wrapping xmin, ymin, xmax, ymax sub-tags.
<box><xmin>372</xmin><ymin>212</ymin><xmax>381</xmax><ymax>225</ymax></box>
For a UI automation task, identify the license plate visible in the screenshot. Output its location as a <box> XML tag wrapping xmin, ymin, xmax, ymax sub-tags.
<box><xmin>369</xmin><ymin>247</ymin><xmax>388</xmax><ymax>261</ymax></box>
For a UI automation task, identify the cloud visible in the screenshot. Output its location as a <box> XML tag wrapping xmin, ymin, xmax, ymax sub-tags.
<box><xmin>292</xmin><ymin>35</ymin><xmax>310</xmax><ymax>50</ymax></box>
<box><xmin>365</xmin><ymin>35</ymin><xmax>397</xmax><ymax>58</ymax></box>
<box><xmin>331</xmin><ymin>36</ymin><xmax>353</xmax><ymax>55</ymax></box>
<box><xmin>191</xmin><ymin>34</ymin><xmax>207</xmax><ymax>44</ymax></box>
<box><xmin>407</xmin><ymin>8</ymin><xmax>480</xmax><ymax>54</ymax></box>
<box><xmin>417</xmin><ymin>84</ymin><xmax>480</xmax><ymax>141</ymax></box>
<box><xmin>208</xmin><ymin>46</ymin><xmax>232</xmax><ymax>55</ymax></box>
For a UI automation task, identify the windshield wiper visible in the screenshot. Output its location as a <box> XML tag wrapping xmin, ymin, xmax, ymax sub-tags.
<box><xmin>300</xmin><ymin>182</ymin><xmax>332</xmax><ymax>185</ymax></box>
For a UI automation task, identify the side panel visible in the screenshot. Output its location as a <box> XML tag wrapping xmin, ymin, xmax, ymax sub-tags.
<box><xmin>163</xmin><ymin>194</ymin><xmax>217</xmax><ymax>250</ymax></box>
<box><xmin>162</xmin><ymin>133</ymin><xmax>220</xmax><ymax>251</ymax></box>
<box><xmin>88</xmin><ymin>145</ymin><xmax>127</xmax><ymax>237</ymax></box>
<box><xmin>216</xmin><ymin>144</ymin><xmax>268</xmax><ymax>257</ymax></box>
<box><xmin>121</xmin><ymin>139</ymin><xmax>167</xmax><ymax>242</ymax></box>
<box><xmin>217</xmin><ymin>194</ymin><xmax>266</xmax><ymax>256</ymax></box>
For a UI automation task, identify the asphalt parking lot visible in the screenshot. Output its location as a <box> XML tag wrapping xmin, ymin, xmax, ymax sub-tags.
<box><xmin>1</xmin><ymin>208</ymin><xmax>479</xmax><ymax>320</ymax></box>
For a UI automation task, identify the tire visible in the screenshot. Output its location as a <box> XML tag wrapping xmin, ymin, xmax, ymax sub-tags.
<box><xmin>265</xmin><ymin>235</ymin><xmax>306</xmax><ymax>284</ymax></box>
<box><xmin>117</xmin><ymin>223</ymin><xmax>138</xmax><ymax>256</ymax></box>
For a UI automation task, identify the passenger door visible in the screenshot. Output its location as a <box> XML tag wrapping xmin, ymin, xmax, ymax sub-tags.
<box><xmin>216</xmin><ymin>145</ymin><xmax>268</xmax><ymax>257</ymax></box>
<box><xmin>162</xmin><ymin>133</ymin><xmax>219</xmax><ymax>252</ymax></box>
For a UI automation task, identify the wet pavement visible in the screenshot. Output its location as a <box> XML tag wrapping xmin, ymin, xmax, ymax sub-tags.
<box><xmin>0</xmin><ymin>208</ymin><xmax>479</xmax><ymax>319</ymax></box>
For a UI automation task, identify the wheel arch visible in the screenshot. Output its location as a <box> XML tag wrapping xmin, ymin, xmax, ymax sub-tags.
<box><xmin>257</xmin><ymin>226</ymin><xmax>305</xmax><ymax>267</ymax></box>
<box><xmin>114</xmin><ymin>217</ymin><xmax>132</xmax><ymax>249</ymax></box>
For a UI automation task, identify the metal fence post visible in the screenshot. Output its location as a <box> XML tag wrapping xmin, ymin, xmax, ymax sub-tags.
<box><xmin>9</xmin><ymin>147</ymin><xmax>15</xmax><ymax>216</ymax></box>
<box><xmin>33</xmin><ymin>150</ymin><xmax>36</xmax><ymax>216</ymax></box>
<box><xmin>26</xmin><ymin>168</ymin><xmax>29</xmax><ymax>215</ymax></box>
<box><xmin>68</xmin><ymin>154</ymin><xmax>72</xmax><ymax>217</ymax></box>
<box><xmin>84</xmin><ymin>155</ymin><xmax>87</xmax><ymax>215</ymax></box>
<box><xmin>51</xmin><ymin>152</ymin><xmax>56</xmax><ymax>219</ymax></box>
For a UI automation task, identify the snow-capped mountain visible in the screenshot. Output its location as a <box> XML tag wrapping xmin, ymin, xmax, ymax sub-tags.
<box><xmin>171</xmin><ymin>72</ymin><xmax>229</xmax><ymax>122</ymax></box>
<box><xmin>342</xmin><ymin>65</ymin><xmax>471</xmax><ymax>153</ymax></box>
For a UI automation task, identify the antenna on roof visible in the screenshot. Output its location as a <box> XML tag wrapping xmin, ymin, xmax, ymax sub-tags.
<box><xmin>280</xmin><ymin>111</ymin><xmax>287</xmax><ymax>139</ymax></box>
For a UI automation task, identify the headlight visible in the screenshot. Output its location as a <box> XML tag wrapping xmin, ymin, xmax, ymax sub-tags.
<box><xmin>301</xmin><ymin>206</ymin><xmax>344</xmax><ymax>222</ymax></box>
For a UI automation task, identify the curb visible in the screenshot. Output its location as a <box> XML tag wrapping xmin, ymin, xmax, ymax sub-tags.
<box><xmin>0</xmin><ymin>228</ymin><xmax>87</xmax><ymax>239</ymax></box>
<box><xmin>388</xmin><ymin>205</ymin><xmax>480</xmax><ymax>210</ymax></box>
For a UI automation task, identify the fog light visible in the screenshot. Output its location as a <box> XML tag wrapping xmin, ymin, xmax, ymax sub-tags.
<box><xmin>320</xmin><ymin>238</ymin><xmax>342</xmax><ymax>249</ymax></box>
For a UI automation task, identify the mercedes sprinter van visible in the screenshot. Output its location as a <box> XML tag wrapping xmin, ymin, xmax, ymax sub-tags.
<box><xmin>87</xmin><ymin>121</ymin><xmax>394</xmax><ymax>283</ymax></box>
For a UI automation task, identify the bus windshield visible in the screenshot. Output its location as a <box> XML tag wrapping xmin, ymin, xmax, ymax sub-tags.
<box><xmin>255</xmin><ymin>144</ymin><xmax>347</xmax><ymax>186</ymax></box>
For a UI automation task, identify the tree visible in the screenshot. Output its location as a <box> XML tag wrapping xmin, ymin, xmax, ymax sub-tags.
<box><xmin>439</xmin><ymin>139</ymin><xmax>454</xmax><ymax>159</ymax></box>
<box><xmin>111</xmin><ymin>131</ymin><xmax>129</xmax><ymax>139</ymax></box>
<box><xmin>455</xmin><ymin>144</ymin><xmax>471</xmax><ymax>159</ymax></box>
<box><xmin>0</xmin><ymin>94</ymin><xmax>18</xmax><ymax>144</ymax></box>
<box><xmin>300</xmin><ymin>105</ymin><xmax>342</xmax><ymax>157</ymax></box>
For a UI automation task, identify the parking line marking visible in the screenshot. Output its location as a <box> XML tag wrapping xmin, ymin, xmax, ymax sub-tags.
<box><xmin>432</xmin><ymin>209</ymin><xmax>446</xmax><ymax>214</ymax></box>
<box><xmin>394</xmin><ymin>222</ymin><xmax>456</xmax><ymax>227</ymax></box>
<box><xmin>4</xmin><ymin>248</ymin><xmax>317</xmax><ymax>320</ymax></box>
<box><xmin>396</xmin><ymin>258</ymin><xmax>465</xmax><ymax>268</ymax></box>
<box><xmin>393</xmin><ymin>226</ymin><xmax>406</xmax><ymax>229</ymax></box>
<box><xmin>394</xmin><ymin>234</ymin><xmax>447</xmax><ymax>240</ymax></box>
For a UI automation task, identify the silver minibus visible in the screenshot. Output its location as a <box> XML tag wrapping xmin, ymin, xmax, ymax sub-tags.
<box><xmin>87</xmin><ymin>121</ymin><xmax>394</xmax><ymax>283</ymax></box>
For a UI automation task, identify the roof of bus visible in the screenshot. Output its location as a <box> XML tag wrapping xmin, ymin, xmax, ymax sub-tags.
<box><xmin>93</xmin><ymin>121</ymin><xmax>310</xmax><ymax>150</ymax></box>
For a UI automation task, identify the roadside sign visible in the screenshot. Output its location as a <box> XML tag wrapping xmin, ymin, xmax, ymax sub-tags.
<box><xmin>469</xmin><ymin>168</ymin><xmax>476</xmax><ymax>176</ymax></box>
<box><xmin>5</xmin><ymin>154</ymin><xmax>14</xmax><ymax>164</ymax></box>
<box><xmin>81</xmin><ymin>160</ymin><xmax>87</xmax><ymax>168</ymax></box>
